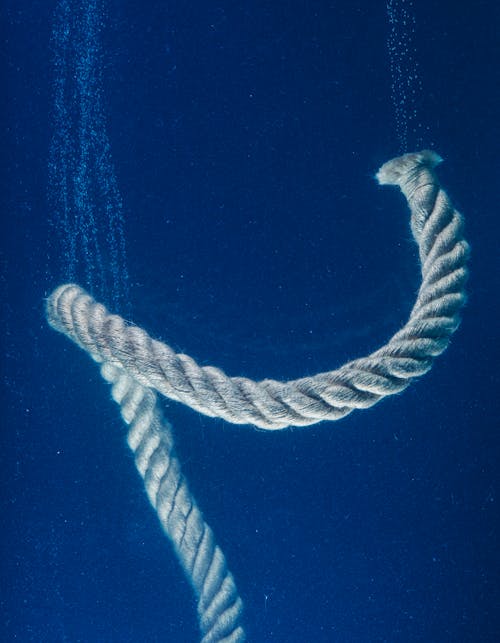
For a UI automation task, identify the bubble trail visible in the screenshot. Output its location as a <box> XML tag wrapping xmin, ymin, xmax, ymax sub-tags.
<box><xmin>48</xmin><ymin>0</ymin><xmax>130</xmax><ymax>312</ymax></box>
<box><xmin>385</xmin><ymin>0</ymin><xmax>430</xmax><ymax>153</ymax></box>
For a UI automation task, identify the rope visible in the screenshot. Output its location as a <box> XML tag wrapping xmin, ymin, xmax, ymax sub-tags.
<box><xmin>46</xmin><ymin>150</ymin><xmax>469</xmax><ymax>641</ymax></box>
<box><xmin>99</xmin><ymin>362</ymin><xmax>245</xmax><ymax>642</ymax></box>
<box><xmin>46</xmin><ymin>151</ymin><xmax>469</xmax><ymax>430</ymax></box>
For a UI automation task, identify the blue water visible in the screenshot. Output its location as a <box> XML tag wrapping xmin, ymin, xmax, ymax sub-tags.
<box><xmin>2</xmin><ymin>1</ymin><xmax>499</xmax><ymax>641</ymax></box>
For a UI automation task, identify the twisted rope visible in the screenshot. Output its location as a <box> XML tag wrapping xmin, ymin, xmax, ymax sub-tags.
<box><xmin>99</xmin><ymin>362</ymin><xmax>245</xmax><ymax>642</ymax></box>
<box><xmin>46</xmin><ymin>150</ymin><xmax>468</xmax><ymax>641</ymax></box>
<box><xmin>47</xmin><ymin>150</ymin><xmax>469</xmax><ymax>430</ymax></box>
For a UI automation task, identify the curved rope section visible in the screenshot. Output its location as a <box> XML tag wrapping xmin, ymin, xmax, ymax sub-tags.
<box><xmin>46</xmin><ymin>151</ymin><xmax>469</xmax><ymax>430</ymax></box>
<box><xmin>98</xmin><ymin>361</ymin><xmax>245</xmax><ymax>642</ymax></box>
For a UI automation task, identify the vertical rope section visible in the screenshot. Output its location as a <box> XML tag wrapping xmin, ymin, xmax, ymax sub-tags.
<box><xmin>99</xmin><ymin>361</ymin><xmax>245</xmax><ymax>642</ymax></box>
<box><xmin>47</xmin><ymin>151</ymin><xmax>469</xmax><ymax>430</ymax></box>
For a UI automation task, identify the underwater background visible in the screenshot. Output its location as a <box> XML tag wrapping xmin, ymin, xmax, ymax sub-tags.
<box><xmin>2</xmin><ymin>1</ymin><xmax>499</xmax><ymax>641</ymax></box>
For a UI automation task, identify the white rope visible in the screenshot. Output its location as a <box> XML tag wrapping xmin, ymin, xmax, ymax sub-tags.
<box><xmin>99</xmin><ymin>362</ymin><xmax>245</xmax><ymax>642</ymax></box>
<box><xmin>47</xmin><ymin>151</ymin><xmax>469</xmax><ymax>430</ymax></box>
<box><xmin>46</xmin><ymin>150</ymin><xmax>469</xmax><ymax>640</ymax></box>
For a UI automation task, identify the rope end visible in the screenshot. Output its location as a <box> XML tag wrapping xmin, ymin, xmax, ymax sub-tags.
<box><xmin>376</xmin><ymin>150</ymin><xmax>443</xmax><ymax>187</ymax></box>
<box><xmin>46</xmin><ymin>283</ymin><xmax>86</xmax><ymax>334</ymax></box>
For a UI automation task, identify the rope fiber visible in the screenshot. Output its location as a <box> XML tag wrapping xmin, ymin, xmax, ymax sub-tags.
<box><xmin>46</xmin><ymin>151</ymin><xmax>469</xmax><ymax>641</ymax></box>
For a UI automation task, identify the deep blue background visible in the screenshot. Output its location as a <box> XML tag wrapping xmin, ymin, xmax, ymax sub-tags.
<box><xmin>2</xmin><ymin>1</ymin><xmax>499</xmax><ymax>641</ymax></box>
